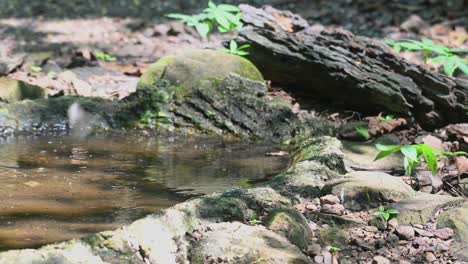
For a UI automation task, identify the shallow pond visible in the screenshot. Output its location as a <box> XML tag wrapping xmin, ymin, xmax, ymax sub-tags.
<box><xmin>0</xmin><ymin>133</ymin><xmax>288</xmax><ymax>250</ymax></box>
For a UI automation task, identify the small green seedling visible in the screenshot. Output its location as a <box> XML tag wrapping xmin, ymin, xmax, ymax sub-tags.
<box><xmin>384</xmin><ymin>38</ymin><xmax>468</xmax><ymax>77</ymax></box>
<box><xmin>203</xmin><ymin>1</ymin><xmax>242</xmax><ymax>33</ymax></box>
<box><xmin>374</xmin><ymin>206</ymin><xmax>399</xmax><ymax>223</ymax></box>
<box><xmin>379</xmin><ymin>114</ymin><xmax>395</xmax><ymax>121</ymax></box>
<box><xmin>31</xmin><ymin>65</ymin><xmax>42</xmax><ymax>72</ymax></box>
<box><xmin>224</xmin><ymin>40</ymin><xmax>250</xmax><ymax>56</ymax></box>
<box><xmin>355</xmin><ymin>127</ymin><xmax>370</xmax><ymax>140</ymax></box>
<box><xmin>329</xmin><ymin>246</ymin><xmax>341</xmax><ymax>254</ymax></box>
<box><xmin>374</xmin><ymin>143</ymin><xmax>467</xmax><ymax>179</ymax></box>
<box><xmin>166</xmin><ymin>13</ymin><xmax>211</xmax><ymax>39</ymax></box>
<box><xmin>248</xmin><ymin>218</ymin><xmax>262</xmax><ymax>225</ymax></box>
<box><xmin>47</xmin><ymin>71</ymin><xmax>57</xmax><ymax>78</ymax></box>
<box><xmin>167</xmin><ymin>1</ymin><xmax>242</xmax><ymax>39</ymax></box>
<box><xmin>95</xmin><ymin>51</ymin><xmax>117</xmax><ymax>62</ymax></box>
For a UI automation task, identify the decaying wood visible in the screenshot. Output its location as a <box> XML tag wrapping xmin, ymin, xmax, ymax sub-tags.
<box><xmin>236</xmin><ymin>5</ymin><xmax>468</xmax><ymax>129</ymax></box>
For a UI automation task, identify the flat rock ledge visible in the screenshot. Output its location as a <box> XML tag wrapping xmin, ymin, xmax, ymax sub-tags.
<box><xmin>1</xmin><ymin>136</ymin><xmax>467</xmax><ymax>263</ymax></box>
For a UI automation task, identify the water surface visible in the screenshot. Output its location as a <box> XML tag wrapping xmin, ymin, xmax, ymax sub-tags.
<box><xmin>0</xmin><ymin>133</ymin><xmax>288</xmax><ymax>250</ymax></box>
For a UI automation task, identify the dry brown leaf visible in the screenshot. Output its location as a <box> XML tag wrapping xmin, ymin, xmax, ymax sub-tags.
<box><xmin>366</xmin><ymin>113</ymin><xmax>407</xmax><ymax>137</ymax></box>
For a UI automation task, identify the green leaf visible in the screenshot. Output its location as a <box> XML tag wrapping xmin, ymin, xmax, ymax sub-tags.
<box><xmin>421</xmin><ymin>38</ymin><xmax>434</xmax><ymax>46</ymax></box>
<box><xmin>47</xmin><ymin>71</ymin><xmax>57</xmax><ymax>78</ymax></box>
<box><xmin>31</xmin><ymin>66</ymin><xmax>42</xmax><ymax>72</ymax></box>
<box><xmin>235</xmin><ymin>50</ymin><xmax>249</xmax><ymax>56</ymax></box>
<box><xmin>208</xmin><ymin>1</ymin><xmax>216</xmax><ymax>8</ymax></box>
<box><xmin>374</xmin><ymin>144</ymin><xmax>402</xmax><ymax>161</ymax></box>
<box><xmin>386</xmin><ymin>208</ymin><xmax>399</xmax><ymax>215</ymax></box>
<box><xmin>375</xmin><ymin>144</ymin><xmax>401</xmax><ymax>151</ymax></box>
<box><xmin>381</xmin><ymin>211</ymin><xmax>390</xmax><ymax>221</ymax></box>
<box><xmin>404</xmin><ymin>157</ymin><xmax>416</xmax><ymax>176</ymax></box>
<box><xmin>420</xmin><ymin>145</ymin><xmax>438</xmax><ymax>175</ymax></box>
<box><xmin>431</xmin><ymin>55</ymin><xmax>447</xmax><ymax>63</ymax></box>
<box><xmin>399</xmin><ymin>42</ymin><xmax>423</xmax><ymax>50</ymax></box>
<box><xmin>355</xmin><ymin>127</ymin><xmax>370</xmax><ymax>140</ymax></box>
<box><xmin>214</xmin><ymin>11</ymin><xmax>230</xmax><ymax>29</ymax></box>
<box><xmin>230</xmin><ymin>40</ymin><xmax>238</xmax><ymax>51</ymax></box>
<box><xmin>238</xmin><ymin>44</ymin><xmax>251</xmax><ymax>50</ymax></box>
<box><xmin>401</xmin><ymin>145</ymin><xmax>418</xmax><ymax>162</ymax></box>
<box><xmin>218</xmin><ymin>4</ymin><xmax>240</xmax><ymax>12</ymax></box>
<box><xmin>195</xmin><ymin>22</ymin><xmax>210</xmax><ymax>39</ymax></box>
<box><xmin>456</xmin><ymin>59</ymin><xmax>468</xmax><ymax>75</ymax></box>
<box><xmin>384</xmin><ymin>39</ymin><xmax>396</xmax><ymax>45</ymax></box>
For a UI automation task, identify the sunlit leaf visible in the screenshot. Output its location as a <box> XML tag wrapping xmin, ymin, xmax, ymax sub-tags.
<box><xmin>401</xmin><ymin>145</ymin><xmax>418</xmax><ymax>162</ymax></box>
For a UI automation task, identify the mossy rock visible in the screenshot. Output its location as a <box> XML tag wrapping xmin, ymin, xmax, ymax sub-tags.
<box><xmin>437</xmin><ymin>202</ymin><xmax>468</xmax><ymax>261</ymax></box>
<box><xmin>0</xmin><ymin>77</ymin><xmax>45</xmax><ymax>103</ymax></box>
<box><xmin>318</xmin><ymin>226</ymin><xmax>350</xmax><ymax>249</ymax></box>
<box><xmin>264</xmin><ymin>208</ymin><xmax>312</xmax><ymax>249</ymax></box>
<box><xmin>138</xmin><ymin>49</ymin><xmax>263</xmax><ymax>95</ymax></box>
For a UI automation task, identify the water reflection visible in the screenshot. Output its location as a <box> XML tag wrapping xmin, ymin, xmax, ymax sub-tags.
<box><xmin>0</xmin><ymin>133</ymin><xmax>287</xmax><ymax>249</ymax></box>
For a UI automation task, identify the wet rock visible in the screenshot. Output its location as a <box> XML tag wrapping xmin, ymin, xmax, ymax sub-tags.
<box><xmin>320</xmin><ymin>204</ymin><xmax>345</xmax><ymax>216</ymax></box>
<box><xmin>0</xmin><ymin>96</ymin><xmax>115</xmax><ymax>135</ymax></box>
<box><xmin>293</xmin><ymin>136</ymin><xmax>346</xmax><ymax>173</ymax></box>
<box><xmin>189</xmin><ymin>222</ymin><xmax>312</xmax><ymax>264</ymax></box>
<box><xmin>395</xmin><ymin>225</ymin><xmax>415</xmax><ymax>240</ymax></box>
<box><xmin>268</xmin><ymin>160</ymin><xmax>341</xmax><ymax>199</ymax></box>
<box><xmin>320</xmin><ymin>194</ymin><xmax>340</xmax><ymax>205</ymax></box>
<box><xmin>322</xmin><ymin>171</ymin><xmax>415</xmax><ymax>210</ymax></box>
<box><xmin>264</xmin><ymin>208</ymin><xmax>312</xmax><ymax>249</ymax></box>
<box><xmin>0</xmin><ymin>77</ymin><xmax>45</xmax><ymax>103</ymax></box>
<box><xmin>392</xmin><ymin>193</ymin><xmax>463</xmax><ymax>225</ymax></box>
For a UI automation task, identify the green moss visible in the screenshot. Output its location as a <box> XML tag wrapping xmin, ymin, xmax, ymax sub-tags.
<box><xmin>137</xmin><ymin>49</ymin><xmax>263</xmax><ymax>98</ymax></box>
<box><xmin>264</xmin><ymin>209</ymin><xmax>311</xmax><ymax>249</ymax></box>
<box><xmin>319</xmin><ymin>226</ymin><xmax>350</xmax><ymax>248</ymax></box>
<box><xmin>198</xmin><ymin>196</ymin><xmax>256</xmax><ymax>222</ymax></box>
<box><xmin>138</xmin><ymin>55</ymin><xmax>176</xmax><ymax>90</ymax></box>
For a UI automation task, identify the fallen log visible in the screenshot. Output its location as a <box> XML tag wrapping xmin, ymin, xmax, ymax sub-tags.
<box><xmin>235</xmin><ymin>5</ymin><xmax>468</xmax><ymax>129</ymax></box>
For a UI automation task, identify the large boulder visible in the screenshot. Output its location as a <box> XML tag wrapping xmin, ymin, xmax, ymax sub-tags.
<box><xmin>121</xmin><ymin>49</ymin><xmax>302</xmax><ymax>138</ymax></box>
<box><xmin>0</xmin><ymin>77</ymin><xmax>45</xmax><ymax>103</ymax></box>
<box><xmin>322</xmin><ymin>171</ymin><xmax>415</xmax><ymax>210</ymax></box>
<box><xmin>189</xmin><ymin>222</ymin><xmax>312</xmax><ymax>264</ymax></box>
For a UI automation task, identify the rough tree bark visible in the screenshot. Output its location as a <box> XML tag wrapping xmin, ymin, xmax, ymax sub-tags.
<box><xmin>236</xmin><ymin>5</ymin><xmax>468</xmax><ymax>129</ymax></box>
